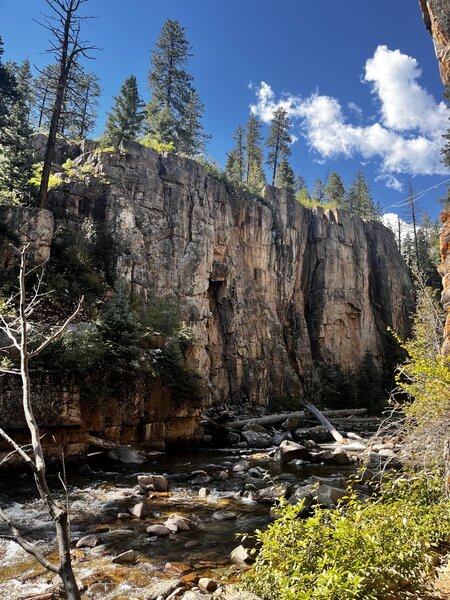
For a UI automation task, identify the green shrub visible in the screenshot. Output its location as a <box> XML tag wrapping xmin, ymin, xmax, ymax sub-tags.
<box><xmin>140</xmin><ymin>135</ymin><xmax>175</xmax><ymax>154</ymax></box>
<box><xmin>156</xmin><ymin>339</ymin><xmax>202</xmax><ymax>403</ymax></box>
<box><xmin>133</xmin><ymin>296</ymin><xmax>182</xmax><ymax>337</ymax></box>
<box><xmin>242</xmin><ymin>473</ymin><xmax>450</xmax><ymax>600</ymax></box>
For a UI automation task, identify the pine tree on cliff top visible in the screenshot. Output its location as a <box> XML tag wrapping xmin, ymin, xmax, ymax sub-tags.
<box><xmin>226</xmin><ymin>125</ymin><xmax>246</xmax><ymax>183</ymax></box>
<box><xmin>325</xmin><ymin>171</ymin><xmax>345</xmax><ymax>206</ymax></box>
<box><xmin>103</xmin><ymin>75</ymin><xmax>144</xmax><ymax>146</ymax></box>
<box><xmin>345</xmin><ymin>170</ymin><xmax>377</xmax><ymax>219</ymax></box>
<box><xmin>266</xmin><ymin>107</ymin><xmax>292</xmax><ymax>185</ymax></box>
<box><xmin>147</xmin><ymin>19</ymin><xmax>207</xmax><ymax>154</ymax></box>
<box><xmin>275</xmin><ymin>150</ymin><xmax>295</xmax><ymax>192</ymax></box>
<box><xmin>245</xmin><ymin>113</ymin><xmax>265</xmax><ymax>192</ymax></box>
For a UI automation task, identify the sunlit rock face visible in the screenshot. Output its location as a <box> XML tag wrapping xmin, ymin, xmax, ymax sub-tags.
<box><xmin>419</xmin><ymin>0</ymin><xmax>450</xmax><ymax>85</ymax></box>
<box><xmin>419</xmin><ymin>0</ymin><xmax>450</xmax><ymax>354</ymax></box>
<box><xmin>47</xmin><ymin>142</ymin><xmax>413</xmax><ymax>408</ymax></box>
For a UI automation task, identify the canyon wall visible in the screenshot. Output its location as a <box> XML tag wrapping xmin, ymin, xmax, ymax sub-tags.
<box><xmin>46</xmin><ymin>142</ymin><xmax>413</xmax><ymax>408</ymax></box>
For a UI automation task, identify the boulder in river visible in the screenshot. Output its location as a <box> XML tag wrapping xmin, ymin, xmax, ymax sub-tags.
<box><xmin>198</xmin><ymin>577</ymin><xmax>218</xmax><ymax>593</ymax></box>
<box><xmin>107</xmin><ymin>446</ymin><xmax>146</xmax><ymax>464</ymax></box>
<box><xmin>230</xmin><ymin>545</ymin><xmax>255</xmax><ymax>567</ymax></box>
<box><xmin>144</xmin><ymin>579</ymin><xmax>181</xmax><ymax>600</ymax></box>
<box><xmin>213</xmin><ymin>510</ymin><xmax>238</xmax><ymax>521</ymax></box>
<box><xmin>274</xmin><ymin>440</ymin><xmax>310</xmax><ymax>463</ymax></box>
<box><xmin>129</xmin><ymin>501</ymin><xmax>151</xmax><ymax>519</ymax></box>
<box><xmin>165</xmin><ymin>514</ymin><xmax>192</xmax><ymax>531</ymax></box>
<box><xmin>112</xmin><ymin>549</ymin><xmax>137</xmax><ymax>565</ymax></box>
<box><xmin>146</xmin><ymin>524</ymin><xmax>171</xmax><ymax>537</ymax></box>
<box><xmin>253</xmin><ymin>483</ymin><xmax>292</xmax><ymax>504</ymax></box>
<box><xmin>317</xmin><ymin>484</ymin><xmax>348</xmax><ymax>507</ymax></box>
<box><xmin>75</xmin><ymin>533</ymin><xmax>102</xmax><ymax>548</ymax></box>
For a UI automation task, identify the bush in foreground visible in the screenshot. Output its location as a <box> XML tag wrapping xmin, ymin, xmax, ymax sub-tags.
<box><xmin>242</xmin><ymin>474</ymin><xmax>450</xmax><ymax>600</ymax></box>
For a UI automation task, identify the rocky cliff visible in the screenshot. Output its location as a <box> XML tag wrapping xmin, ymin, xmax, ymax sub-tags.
<box><xmin>419</xmin><ymin>0</ymin><xmax>450</xmax><ymax>355</ymax></box>
<box><xmin>43</xmin><ymin>142</ymin><xmax>413</xmax><ymax>408</ymax></box>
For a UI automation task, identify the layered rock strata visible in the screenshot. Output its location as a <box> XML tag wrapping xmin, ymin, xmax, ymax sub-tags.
<box><xmin>46</xmin><ymin>142</ymin><xmax>413</xmax><ymax>407</ymax></box>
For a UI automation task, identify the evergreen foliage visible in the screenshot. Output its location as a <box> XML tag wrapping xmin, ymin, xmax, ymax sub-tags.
<box><xmin>225</xmin><ymin>125</ymin><xmax>246</xmax><ymax>183</ymax></box>
<box><xmin>295</xmin><ymin>174</ymin><xmax>307</xmax><ymax>194</ymax></box>
<box><xmin>0</xmin><ymin>43</ymin><xmax>33</xmax><ymax>203</ymax></box>
<box><xmin>103</xmin><ymin>75</ymin><xmax>145</xmax><ymax>146</ymax></box>
<box><xmin>266</xmin><ymin>107</ymin><xmax>292</xmax><ymax>185</ymax></box>
<box><xmin>274</xmin><ymin>150</ymin><xmax>295</xmax><ymax>192</ymax></box>
<box><xmin>245</xmin><ymin>114</ymin><xmax>265</xmax><ymax>192</ymax></box>
<box><xmin>345</xmin><ymin>170</ymin><xmax>378</xmax><ymax>219</ymax></box>
<box><xmin>311</xmin><ymin>178</ymin><xmax>325</xmax><ymax>203</ymax></box>
<box><xmin>324</xmin><ymin>171</ymin><xmax>345</xmax><ymax>205</ymax></box>
<box><xmin>146</xmin><ymin>19</ymin><xmax>207</xmax><ymax>155</ymax></box>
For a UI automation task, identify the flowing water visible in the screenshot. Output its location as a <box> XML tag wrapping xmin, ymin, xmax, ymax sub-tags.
<box><xmin>0</xmin><ymin>448</ymin><xmax>356</xmax><ymax>599</ymax></box>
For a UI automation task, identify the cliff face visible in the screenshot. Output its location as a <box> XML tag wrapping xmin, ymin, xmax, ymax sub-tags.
<box><xmin>46</xmin><ymin>142</ymin><xmax>413</xmax><ymax>408</ymax></box>
<box><xmin>419</xmin><ymin>0</ymin><xmax>450</xmax><ymax>84</ymax></box>
<box><xmin>419</xmin><ymin>0</ymin><xmax>450</xmax><ymax>355</ymax></box>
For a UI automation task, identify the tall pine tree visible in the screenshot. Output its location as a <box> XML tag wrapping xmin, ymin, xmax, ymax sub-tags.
<box><xmin>103</xmin><ymin>75</ymin><xmax>144</xmax><ymax>146</ymax></box>
<box><xmin>0</xmin><ymin>43</ymin><xmax>33</xmax><ymax>203</ymax></box>
<box><xmin>245</xmin><ymin>114</ymin><xmax>265</xmax><ymax>192</ymax></box>
<box><xmin>147</xmin><ymin>19</ymin><xmax>207</xmax><ymax>154</ymax></box>
<box><xmin>266</xmin><ymin>107</ymin><xmax>292</xmax><ymax>185</ymax></box>
<box><xmin>325</xmin><ymin>172</ymin><xmax>345</xmax><ymax>205</ymax></box>
<box><xmin>346</xmin><ymin>171</ymin><xmax>377</xmax><ymax>219</ymax></box>
<box><xmin>275</xmin><ymin>150</ymin><xmax>295</xmax><ymax>192</ymax></box>
<box><xmin>225</xmin><ymin>125</ymin><xmax>246</xmax><ymax>183</ymax></box>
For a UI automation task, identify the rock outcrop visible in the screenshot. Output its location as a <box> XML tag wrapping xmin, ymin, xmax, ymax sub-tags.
<box><xmin>419</xmin><ymin>0</ymin><xmax>450</xmax><ymax>84</ymax></box>
<box><xmin>45</xmin><ymin>142</ymin><xmax>413</xmax><ymax>408</ymax></box>
<box><xmin>419</xmin><ymin>0</ymin><xmax>450</xmax><ymax>355</ymax></box>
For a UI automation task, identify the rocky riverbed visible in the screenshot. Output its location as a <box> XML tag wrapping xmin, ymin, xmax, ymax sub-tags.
<box><xmin>0</xmin><ymin>427</ymin><xmax>399</xmax><ymax>599</ymax></box>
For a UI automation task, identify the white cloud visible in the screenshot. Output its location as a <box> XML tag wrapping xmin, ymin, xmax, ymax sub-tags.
<box><xmin>382</xmin><ymin>212</ymin><xmax>413</xmax><ymax>240</ymax></box>
<box><xmin>249</xmin><ymin>46</ymin><xmax>449</xmax><ymax>179</ymax></box>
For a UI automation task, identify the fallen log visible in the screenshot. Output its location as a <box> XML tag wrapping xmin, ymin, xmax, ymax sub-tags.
<box><xmin>220</xmin><ymin>408</ymin><xmax>367</xmax><ymax>431</ymax></box>
<box><xmin>304</xmin><ymin>402</ymin><xmax>347</xmax><ymax>444</ymax></box>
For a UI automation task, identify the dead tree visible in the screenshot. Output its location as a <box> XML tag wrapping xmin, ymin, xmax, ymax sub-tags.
<box><xmin>37</xmin><ymin>0</ymin><xmax>97</xmax><ymax>209</ymax></box>
<box><xmin>0</xmin><ymin>244</ymin><xmax>82</xmax><ymax>600</ymax></box>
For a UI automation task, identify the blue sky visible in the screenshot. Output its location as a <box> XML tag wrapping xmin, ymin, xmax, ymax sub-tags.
<box><xmin>1</xmin><ymin>0</ymin><xmax>449</xmax><ymax>220</ymax></box>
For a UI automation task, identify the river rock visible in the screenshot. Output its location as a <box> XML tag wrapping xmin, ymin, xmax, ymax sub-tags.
<box><xmin>191</xmin><ymin>475</ymin><xmax>211</xmax><ymax>486</ymax></box>
<box><xmin>308</xmin><ymin>475</ymin><xmax>347</xmax><ymax>489</ymax></box>
<box><xmin>107</xmin><ymin>446</ymin><xmax>146</xmax><ymax>464</ymax></box>
<box><xmin>166</xmin><ymin>587</ymin><xmax>186</xmax><ymax>599</ymax></box>
<box><xmin>253</xmin><ymin>483</ymin><xmax>291</xmax><ymax>504</ymax></box>
<box><xmin>198</xmin><ymin>578</ymin><xmax>218</xmax><ymax>593</ymax></box>
<box><xmin>230</xmin><ymin>545</ymin><xmax>255</xmax><ymax>567</ymax></box>
<box><xmin>331</xmin><ymin>447</ymin><xmax>352</xmax><ymax>465</ymax></box>
<box><xmin>242</xmin><ymin>430</ymin><xmax>272</xmax><ymax>448</ymax></box>
<box><xmin>232</xmin><ymin>460</ymin><xmax>251</xmax><ymax>473</ymax></box>
<box><xmin>294</xmin><ymin>426</ymin><xmax>330</xmax><ymax>443</ymax></box>
<box><xmin>213</xmin><ymin>510</ymin><xmax>238</xmax><ymax>521</ymax></box>
<box><xmin>281</xmin><ymin>416</ymin><xmax>303</xmax><ymax>431</ymax></box>
<box><xmin>144</xmin><ymin>579</ymin><xmax>181</xmax><ymax>600</ymax></box>
<box><xmin>317</xmin><ymin>484</ymin><xmax>348</xmax><ymax>507</ymax></box>
<box><xmin>101</xmin><ymin>529</ymin><xmax>135</xmax><ymax>542</ymax></box>
<box><xmin>274</xmin><ymin>440</ymin><xmax>310</xmax><ymax>463</ymax></box>
<box><xmin>153</xmin><ymin>474</ymin><xmax>170</xmax><ymax>492</ymax></box>
<box><xmin>198</xmin><ymin>487</ymin><xmax>210</xmax><ymax>499</ymax></box>
<box><xmin>164</xmin><ymin>562</ymin><xmax>192</xmax><ymax>575</ymax></box>
<box><xmin>117</xmin><ymin>512</ymin><xmax>131</xmax><ymax>520</ymax></box>
<box><xmin>138</xmin><ymin>475</ymin><xmax>154</xmax><ymax>489</ymax></box>
<box><xmin>182</xmin><ymin>592</ymin><xmax>211</xmax><ymax>600</ymax></box>
<box><xmin>271</xmin><ymin>431</ymin><xmax>292</xmax><ymax>446</ymax></box>
<box><xmin>129</xmin><ymin>502</ymin><xmax>150</xmax><ymax>519</ymax></box>
<box><xmin>146</xmin><ymin>524</ymin><xmax>171</xmax><ymax>537</ymax></box>
<box><xmin>76</xmin><ymin>533</ymin><xmax>102</xmax><ymax>548</ymax></box>
<box><xmin>112</xmin><ymin>549</ymin><xmax>137</xmax><ymax>565</ymax></box>
<box><xmin>165</xmin><ymin>514</ymin><xmax>192</xmax><ymax>531</ymax></box>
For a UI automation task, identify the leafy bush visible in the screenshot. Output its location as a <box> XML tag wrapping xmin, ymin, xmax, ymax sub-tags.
<box><xmin>242</xmin><ymin>473</ymin><xmax>450</xmax><ymax>600</ymax></box>
<box><xmin>140</xmin><ymin>135</ymin><xmax>175</xmax><ymax>154</ymax></box>
<box><xmin>29</xmin><ymin>162</ymin><xmax>61</xmax><ymax>191</ymax></box>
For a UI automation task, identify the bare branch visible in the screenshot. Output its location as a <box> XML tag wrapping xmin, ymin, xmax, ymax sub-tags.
<box><xmin>0</xmin><ymin>427</ymin><xmax>38</xmax><ymax>474</ymax></box>
<box><xmin>0</xmin><ymin>509</ymin><xmax>59</xmax><ymax>573</ymax></box>
<box><xmin>30</xmin><ymin>297</ymin><xmax>83</xmax><ymax>358</ymax></box>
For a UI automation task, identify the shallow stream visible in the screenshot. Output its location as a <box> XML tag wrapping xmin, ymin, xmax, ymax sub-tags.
<box><xmin>0</xmin><ymin>448</ymin><xmax>355</xmax><ymax>599</ymax></box>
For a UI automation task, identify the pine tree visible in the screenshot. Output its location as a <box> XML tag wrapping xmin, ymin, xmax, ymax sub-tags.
<box><xmin>311</xmin><ymin>178</ymin><xmax>325</xmax><ymax>203</ymax></box>
<box><xmin>69</xmin><ymin>71</ymin><xmax>101</xmax><ymax>139</ymax></box>
<box><xmin>324</xmin><ymin>172</ymin><xmax>345</xmax><ymax>205</ymax></box>
<box><xmin>266</xmin><ymin>107</ymin><xmax>292</xmax><ymax>185</ymax></box>
<box><xmin>225</xmin><ymin>125</ymin><xmax>246</xmax><ymax>183</ymax></box>
<box><xmin>178</xmin><ymin>90</ymin><xmax>210</xmax><ymax>155</ymax></box>
<box><xmin>0</xmin><ymin>45</ymin><xmax>33</xmax><ymax>202</ymax></box>
<box><xmin>275</xmin><ymin>150</ymin><xmax>295</xmax><ymax>192</ymax></box>
<box><xmin>245</xmin><ymin>114</ymin><xmax>265</xmax><ymax>192</ymax></box>
<box><xmin>147</xmin><ymin>19</ymin><xmax>206</xmax><ymax>153</ymax></box>
<box><xmin>346</xmin><ymin>171</ymin><xmax>377</xmax><ymax>219</ymax></box>
<box><xmin>10</xmin><ymin>59</ymin><xmax>34</xmax><ymax>125</ymax></box>
<box><xmin>295</xmin><ymin>174</ymin><xmax>307</xmax><ymax>194</ymax></box>
<box><xmin>103</xmin><ymin>75</ymin><xmax>145</xmax><ymax>146</ymax></box>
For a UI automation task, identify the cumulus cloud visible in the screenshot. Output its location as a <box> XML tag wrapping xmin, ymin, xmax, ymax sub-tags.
<box><xmin>382</xmin><ymin>212</ymin><xmax>413</xmax><ymax>241</ymax></box>
<box><xmin>250</xmin><ymin>45</ymin><xmax>449</xmax><ymax>179</ymax></box>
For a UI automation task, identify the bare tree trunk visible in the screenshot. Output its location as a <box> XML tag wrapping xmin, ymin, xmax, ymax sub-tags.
<box><xmin>0</xmin><ymin>245</ymin><xmax>82</xmax><ymax>600</ymax></box>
